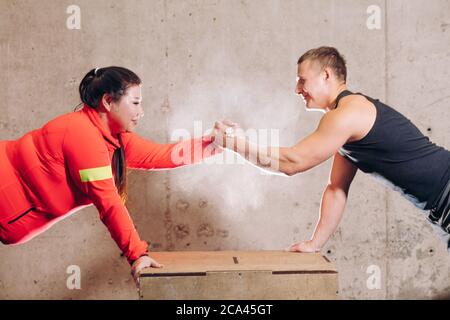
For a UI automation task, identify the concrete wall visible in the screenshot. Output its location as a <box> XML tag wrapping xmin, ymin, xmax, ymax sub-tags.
<box><xmin>0</xmin><ymin>0</ymin><xmax>449</xmax><ymax>299</ymax></box>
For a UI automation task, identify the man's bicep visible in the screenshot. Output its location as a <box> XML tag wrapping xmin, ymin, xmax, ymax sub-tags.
<box><xmin>329</xmin><ymin>152</ymin><xmax>358</xmax><ymax>194</ymax></box>
<box><xmin>287</xmin><ymin>114</ymin><xmax>353</xmax><ymax>171</ymax></box>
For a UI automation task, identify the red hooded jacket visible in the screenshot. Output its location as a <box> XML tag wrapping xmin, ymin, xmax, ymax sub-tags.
<box><xmin>0</xmin><ymin>105</ymin><xmax>217</xmax><ymax>264</ymax></box>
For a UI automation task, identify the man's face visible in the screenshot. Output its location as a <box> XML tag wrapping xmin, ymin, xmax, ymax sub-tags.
<box><xmin>107</xmin><ymin>84</ymin><xmax>144</xmax><ymax>133</ymax></box>
<box><xmin>295</xmin><ymin>59</ymin><xmax>330</xmax><ymax>111</ymax></box>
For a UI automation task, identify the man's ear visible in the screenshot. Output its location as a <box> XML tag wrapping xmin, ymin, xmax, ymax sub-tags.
<box><xmin>323</xmin><ymin>67</ymin><xmax>332</xmax><ymax>80</ymax></box>
<box><xmin>101</xmin><ymin>94</ymin><xmax>113</xmax><ymax>112</ymax></box>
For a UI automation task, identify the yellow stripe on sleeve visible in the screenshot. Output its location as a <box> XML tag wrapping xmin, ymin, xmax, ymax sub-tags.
<box><xmin>79</xmin><ymin>165</ymin><xmax>113</xmax><ymax>182</ymax></box>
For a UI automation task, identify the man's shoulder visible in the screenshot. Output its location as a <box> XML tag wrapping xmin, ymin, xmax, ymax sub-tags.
<box><xmin>337</xmin><ymin>94</ymin><xmax>372</xmax><ymax>111</ymax></box>
<box><xmin>333</xmin><ymin>94</ymin><xmax>376</xmax><ymax>120</ymax></box>
<box><xmin>331</xmin><ymin>93</ymin><xmax>378</xmax><ymax>142</ymax></box>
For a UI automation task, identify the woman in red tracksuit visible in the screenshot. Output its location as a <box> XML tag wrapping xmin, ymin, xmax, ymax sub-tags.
<box><xmin>0</xmin><ymin>66</ymin><xmax>218</xmax><ymax>281</ymax></box>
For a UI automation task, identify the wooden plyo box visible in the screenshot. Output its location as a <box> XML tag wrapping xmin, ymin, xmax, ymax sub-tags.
<box><xmin>139</xmin><ymin>251</ymin><xmax>338</xmax><ymax>300</ymax></box>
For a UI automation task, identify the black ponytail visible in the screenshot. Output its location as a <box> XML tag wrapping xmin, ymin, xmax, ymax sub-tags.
<box><xmin>113</xmin><ymin>134</ymin><xmax>128</xmax><ymax>203</ymax></box>
<box><xmin>78</xmin><ymin>66</ymin><xmax>141</xmax><ymax>202</ymax></box>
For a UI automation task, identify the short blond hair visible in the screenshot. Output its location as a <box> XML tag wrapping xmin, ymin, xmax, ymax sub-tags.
<box><xmin>297</xmin><ymin>46</ymin><xmax>347</xmax><ymax>83</ymax></box>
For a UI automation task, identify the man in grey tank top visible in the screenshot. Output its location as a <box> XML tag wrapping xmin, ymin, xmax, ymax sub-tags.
<box><xmin>212</xmin><ymin>46</ymin><xmax>450</xmax><ymax>254</ymax></box>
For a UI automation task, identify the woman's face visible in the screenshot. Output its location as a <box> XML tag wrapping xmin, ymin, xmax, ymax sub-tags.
<box><xmin>105</xmin><ymin>84</ymin><xmax>144</xmax><ymax>134</ymax></box>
